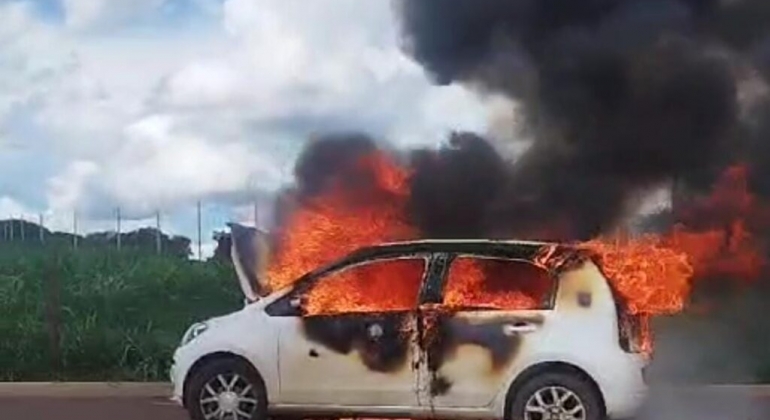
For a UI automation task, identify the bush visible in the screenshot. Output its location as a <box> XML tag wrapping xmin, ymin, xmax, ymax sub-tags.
<box><xmin>0</xmin><ymin>244</ymin><xmax>241</xmax><ymax>381</ymax></box>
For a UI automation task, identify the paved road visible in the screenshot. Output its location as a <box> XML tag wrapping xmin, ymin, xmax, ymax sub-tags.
<box><xmin>0</xmin><ymin>397</ymin><xmax>187</xmax><ymax>420</ymax></box>
<box><xmin>635</xmin><ymin>389</ymin><xmax>770</xmax><ymax>420</ymax></box>
<box><xmin>1</xmin><ymin>393</ymin><xmax>769</xmax><ymax>420</ymax></box>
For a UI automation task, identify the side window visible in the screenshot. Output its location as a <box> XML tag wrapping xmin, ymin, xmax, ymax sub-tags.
<box><xmin>443</xmin><ymin>256</ymin><xmax>554</xmax><ymax>310</ymax></box>
<box><xmin>303</xmin><ymin>258</ymin><xmax>426</xmax><ymax>316</ymax></box>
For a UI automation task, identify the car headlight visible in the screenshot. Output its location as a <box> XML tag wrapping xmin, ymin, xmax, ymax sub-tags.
<box><xmin>181</xmin><ymin>322</ymin><xmax>209</xmax><ymax>346</ymax></box>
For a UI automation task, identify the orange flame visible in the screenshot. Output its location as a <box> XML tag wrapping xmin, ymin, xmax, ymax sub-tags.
<box><xmin>443</xmin><ymin>257</ymin><xmax>553</xmax><ymax>310</ymax></box>
<box><xmin>582</xmin><ymin>236</ymin><xmax>693</xmax><ymax>315</ymax></box>
<box><xmin>304</xmin><ymin>258</ymin><xmax>425</xmax><ymax>315</ymax></box>
<box><xmin>266</xmin><ymin>152</ymin><xmax>417</xmax><ymax>294</ymax></box>
<box><xmin>576</xmin><ymin>165</ymin><xmax>766</xmax><ymax>352</ymax></box>
<box><xmin>267</xmin><ymin>150</ymin><xmax>765</xmax><ymax>353</ymax></box>
<box><xmin>581</xmin><ymin>165</ymin><xmax>764</xmax><ymax>318</ymax></box>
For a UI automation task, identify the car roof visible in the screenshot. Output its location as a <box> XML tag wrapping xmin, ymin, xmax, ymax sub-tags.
<box><xmin>377</xmin><ymin>238</ymin><xmax>558</xmax><ymax>247</ymax></box>
<box><xmin>299</xmin><ymin>239</ymin><xmax>577</xmax><ymax>280</ymax></box>
<box><xmin>349</xmin><ymin>238</ymin><xmax>566</xmax><ymax>258</ymax></box>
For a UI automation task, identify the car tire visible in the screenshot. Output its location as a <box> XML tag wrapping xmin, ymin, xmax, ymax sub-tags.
<box><xmin>508</xmin><ymin>371</ymin><xmax>604</xmax><ymax>420</ymax></box>
<box><xmin>185</xmin><ymin>357</ymin><xmax>267</xmax><ymax>420</ymax></box>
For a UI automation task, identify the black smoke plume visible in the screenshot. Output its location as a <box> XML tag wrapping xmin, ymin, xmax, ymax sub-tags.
<box><xmin>273</xmin><ymin>1</ymin><xmax>770</xmax><ymax>243</ymax></box>
<box><xmin>407</xmin><ymin>132</ymin><xmax>507</xmax><ymax>238</ymax></box>
<box><xmin>394</xmin><ymin>0</ymin><xmax>770</xmax><ymax>239</ymax></box>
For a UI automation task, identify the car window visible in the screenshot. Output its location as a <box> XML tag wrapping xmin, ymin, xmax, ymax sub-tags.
<box><xmin>302</xmin><ymin>257</ymin><xmax>427</xmax><ymax>315</ymax></box>
<box><xmin>443</xmin><ymin>256</ymin><xmax>554</xmax><ymax>310</ymax></box>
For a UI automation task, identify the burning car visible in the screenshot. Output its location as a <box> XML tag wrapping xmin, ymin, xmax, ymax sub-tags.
<box><xmin>170</xmin><ymin>223</ymin><xmax>648</xmax><ymax>420</ymax></box>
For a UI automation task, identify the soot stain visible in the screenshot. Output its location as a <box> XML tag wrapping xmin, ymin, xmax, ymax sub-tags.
<box><xmin>302</xmin><ymin>312</ymin><xmax>411</xmax><ymax>373</ymax></box>
<box><xmin>429</xmin><ymin>374</ymin><xmax>453</xmax><ymax>396</ymax></box>
<box><xmin>578</xmin><ymin>291</ymin><xmax>592</xmax><ymax>307</ymax></box>
<box><xmin>425</xmin><ymin>314</ymin><xmax>545</xmax><ymax>375</ymax></box>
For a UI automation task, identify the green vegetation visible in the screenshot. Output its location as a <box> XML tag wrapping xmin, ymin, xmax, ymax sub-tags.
<box><xmin>1</xmin><ymin>216</ymin><xmax>770</xmax><ymax>383</ymax></box>
<box><xmin>0</xmin><ymin>243</ymin><xmax>242</xmax><ymax>381</ymax></box>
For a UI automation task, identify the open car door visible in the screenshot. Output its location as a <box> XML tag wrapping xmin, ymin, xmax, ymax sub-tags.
<box><xmin>228</xmin><ymin>223</ymin><xmax>271</xmax><ymax>301</ymax></box>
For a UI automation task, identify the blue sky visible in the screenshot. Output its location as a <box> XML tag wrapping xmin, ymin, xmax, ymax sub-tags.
<box><xmin>0</xmin><ymin>0</ymin><xmax>495</xmax><ymax>257</ymax></box>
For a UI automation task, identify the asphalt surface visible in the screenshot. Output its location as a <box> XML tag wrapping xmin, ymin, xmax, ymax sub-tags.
<box><xmin>0</xmin><ymin>397</ymin><xmax>187</xmax><ymax>420</ymax></box>
<box><xmin>635</xmin><ymin>389</ymin><xmax>770</xmax><ymax>420</ymax></box>
<box><xmin>0</xmin><ymin>393</ymin><xmax>769</xmax><ymax>420</ymax></box>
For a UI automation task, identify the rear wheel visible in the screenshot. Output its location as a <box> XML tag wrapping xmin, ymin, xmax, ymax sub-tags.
<box><xmin>185</xmin><ymin>358</ymin><xmax>267</xmax><ymax>420</ymax></box>
<box><xmin>508</xmin><ymin>372</ymin><xmax>603</xmax><ymax>420</ymax></box>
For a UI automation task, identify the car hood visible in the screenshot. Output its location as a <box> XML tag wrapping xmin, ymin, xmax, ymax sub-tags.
<box><xmin>228</xmin><ymin>222</ymin><xmax>271</xmax><ymax>301</ymax></box>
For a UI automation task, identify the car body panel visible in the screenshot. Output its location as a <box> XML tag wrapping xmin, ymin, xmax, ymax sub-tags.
<box><xmin>487</xmin><ymin>261</ymin><xmax>648</xmax><ymax>418</ymax></box>
<box><xmin>417</xmin><ymin>309</ymin><xmax>550</xmax><ymax>410</ymax></box>
<box><xmin>171</xmin><ymin>234</ymin><xmax>648</xmax><ymax>419</ymax></box>
<box><xmin>171</xmin><ymin>301</ymin><xmax>280</xmax><ymax>403</ymax></box>
<box><xmin>264</xmin><ymin>254</ymin><xmax>433</xmax><ymax>406</ymax></box>
<box><xmin>269</xmin><ymin>312</ymin><xmax>421</xmax><ymax>406</ymax></box>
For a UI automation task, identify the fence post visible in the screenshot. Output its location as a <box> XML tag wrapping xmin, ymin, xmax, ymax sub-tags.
<box><xmin>19</xmin><ymin>215</ymin><xmax>25</xmax><ymax>242</ymax></box>
<box><xmin>197</xmin><ymin>201</ymin><xmax>202</xmax><ymax>260</ymax></box>
<box><xmin>39</xmin><ymin>213</ymin><xmax>44</xmax><ymax>244</ymax></box>
<box><xmin>155</xmin><ymin>210</ymin><xmax>162</xmax><ymax>255</ymax></box>
<box><xmin>116</xmin><ymin>207</ymin><xmax>122</xmax><ymax>251</ymax></box>
<box><xmin>73</xmin><ymin>211</ymin><xmax>78</xmax><ymax>250</ymax></box>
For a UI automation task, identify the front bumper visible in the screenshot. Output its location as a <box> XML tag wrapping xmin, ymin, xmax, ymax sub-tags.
<box><xmin>169</xmin><ymin>349</ymin><xmax>185</xmax><ymax>406</ymax></box>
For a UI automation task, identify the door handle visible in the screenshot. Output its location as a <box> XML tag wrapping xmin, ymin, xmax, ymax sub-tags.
<box><xmin>502</xmin><ymin>322</ymin><xmax>538</xmax><ymax>336</ymax></box>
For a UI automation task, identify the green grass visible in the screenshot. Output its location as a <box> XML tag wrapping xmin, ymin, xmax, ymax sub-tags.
<box><xmin>0</xmin><ymin>244</ymin><xmax>242</xmax><ymax>381</ymax></box>
<box><xmin>2</xmin><ymin>242</ymin><xmax>770</xmax><ymax>383</ymax></box>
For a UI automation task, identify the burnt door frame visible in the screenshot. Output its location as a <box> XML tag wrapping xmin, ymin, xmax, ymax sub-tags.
<box><xmin>266</xmin><ymin>252</ymin><xmax>438</xmax><ymax>407</ymax></box>
<box><xmin>414</xmin><ymin>251</ymin><xmax>453</xmax><ymax>408</ymax></box>
<box><xmin>414</xmin><ymin>252</ymin><xmax>556</xmax><ymax>410</ymax></box>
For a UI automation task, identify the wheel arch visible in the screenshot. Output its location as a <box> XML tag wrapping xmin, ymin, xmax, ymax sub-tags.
<box><xmin>182</xmin><ymin>351</ymin><xmax>266</xmax><ymax>408</ymax></box>
<box><xmin>504</xmin><ymin>361</ymin><xmax>606</xmax><ymax>420</ymax></box>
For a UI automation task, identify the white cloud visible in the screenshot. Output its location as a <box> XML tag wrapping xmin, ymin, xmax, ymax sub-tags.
<box><xmin>155</xmin><ymin>0</ymin><xmax>433</xmax><ymax>120</ymax></box>
<box><xmin>115</xmin><ymin>114</ymin><xmax>282</xmax><ymax>204</ymax></box>
<box><xmin>72</xmin><ymin>113</ymin><xmax>284</xmax><ymax>217</ymax></box>
<box><xmin>0</xmin><ymin>2</ymin><xmax>73</xmax><ymax>126</ymax></box>
<box><xmin>61</xmin><ymin>0</ymin><xmax>167</xmax><ymax>29</ymax></box>
<box><xmin>0</xmin><ymin>196</ymin><xmax>32</xmax><ymax>219</ymax></box>
<box><xmin>0</xmin><ymin>2</ymin><xmax>37</xmax><ymax>42</ymax></box>
<box><xmin>0</xmin><ymin>0</ymin><xmax>492</xmax><ymax>241</ymax></box>
<box><xmin>47</xmin><ymin>159</ymin><xmax>100</xmax><ymax>212</ymax></box>
<box><xmin>158</xmin><ymin>60</ymin><xmax>245</xmax><ymax>108</ymax></box>
<box><xmin>198</xmin><ymin>240</ymin><xmax>217</xmax><ymax>260</ymax></box>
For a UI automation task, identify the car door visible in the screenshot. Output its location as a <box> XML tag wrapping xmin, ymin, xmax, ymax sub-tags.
<box><xmin>265</xmin><ymin>255</ymin><xmax>430</xmax><ymax>407</ymax></box>
<box><xmin>417</xmin><ymin>253</ymin><xmax>557</xmax><ymax>410</ymax></box>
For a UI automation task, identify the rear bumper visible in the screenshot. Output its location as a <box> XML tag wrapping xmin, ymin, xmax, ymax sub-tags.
<box><xmin>598</xmin><ymin>354</ymin><xmax>648</xmax><ymax>419</ymax></box>
<box><xmin>607</xmin><ymin>389</ymin><xmax>647</xmax><ymax>419</ymax></box>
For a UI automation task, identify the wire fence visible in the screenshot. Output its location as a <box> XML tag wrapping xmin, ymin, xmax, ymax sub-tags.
<box><xmin>0</xmin><ymin>199</ymin><xmax>271</xmax><ymax>380</ymax></box>
<box><xmin>0</xmin><ymin>200</ymin><xmax>263</xmax><ymax>260</ymax></box>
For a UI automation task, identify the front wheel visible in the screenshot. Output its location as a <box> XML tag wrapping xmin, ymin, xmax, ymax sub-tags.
<box><xmin>185</xmin><ymin>358</ymin><xmax>267</xmax><ymax>420</ymax></box>
<box><xmin>508</xmin><ymin>372</ymin><xmax>604</xmax><ymax>420</ymax></box>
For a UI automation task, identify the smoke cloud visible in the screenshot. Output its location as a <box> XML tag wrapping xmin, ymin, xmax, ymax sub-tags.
<box><xmin>271</xmin><ymin>1</ymin><xmax>770</xmax><ymax>242</ymax></box>
<box><xmin>259</xmin><ymin>6</ymin><xmax>770</xmax><ymax>418</ymax></box>
<box><xmin>394</xmin><ymin>0</ymin><xmax>770</xmax><ymax>239</ymax></box>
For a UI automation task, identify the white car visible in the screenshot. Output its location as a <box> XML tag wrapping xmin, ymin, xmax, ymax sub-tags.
<box><xmin>170</xmin><ymin>224</ymin><xmax>648</xmax><ymax>420</ymax></box>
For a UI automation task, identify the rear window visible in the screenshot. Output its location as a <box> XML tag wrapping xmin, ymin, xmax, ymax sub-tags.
<box><xmin>443</xmin><ymin>256</ymin><xmax>554</xmax><ymax>310</ymax></box>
